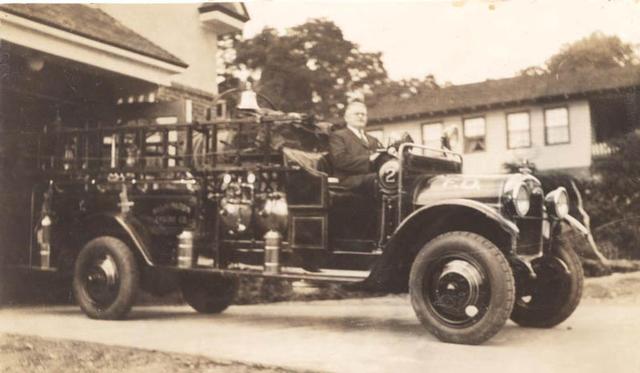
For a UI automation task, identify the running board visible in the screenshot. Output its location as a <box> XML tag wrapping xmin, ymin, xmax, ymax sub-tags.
<box><xmin>158</xmin><ymin>265</ymin><xmax>368</xmax><ymax>284</ymax></box>
<box><xmin>3</xmin><ymin>265</ymin><xmax>59</xmax><ymax>273</ymax></box>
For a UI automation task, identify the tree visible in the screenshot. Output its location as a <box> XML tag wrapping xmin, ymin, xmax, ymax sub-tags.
<box><xmin>518</xmin><ymin>66</ymin><xmax>547</xmax><ymax>77</ymax></box>
<box><xmin>547</xmin><ymin>32</ymin><xmax>639</xmax><ymax>73</ymax></box>
<box><xmin>520</xmin><ymin>32</ymin><xmax>639</xmax><ymax>76</ymax></box>
<box><xmin>218</xmin><ymin>19</ymin><xmax>388</xmax><ymax>118</ymax></box>
<box><xmin>365</xmin><ymin>75</ymin><xmax>440</xmax><ymax>107</ymax></box>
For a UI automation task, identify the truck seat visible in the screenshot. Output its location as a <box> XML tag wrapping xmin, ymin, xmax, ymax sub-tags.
<box><xmin>282</xmin><ymin>147</ymin><xmax>329</xmax><ymax>176</ymax></box>
<box><xmin>282</xmin><ymin>147</ymin><xmax>362</xmax><ymax>206</ymax></box>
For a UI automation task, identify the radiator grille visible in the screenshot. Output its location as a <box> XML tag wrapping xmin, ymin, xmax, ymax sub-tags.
<box><xmin>515</xmin><ymin>192</ymin><xmax>543</xmax><ymax>256</ymax></box>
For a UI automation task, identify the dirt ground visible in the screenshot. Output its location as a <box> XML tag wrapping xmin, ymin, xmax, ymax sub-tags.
<box><xmin>582</xmin><ymin>270</ymin><xmax>640</xmax><ymax>303</ymax></box>
<box><xmin>1</xmin><ymin>271</ymin><xmax>639</xmax><ymax>373</ymax></box>
<box><xmin>0</xmin><ymin>334</ymin><xmax>299</xmax><ymax>373</ymax></box>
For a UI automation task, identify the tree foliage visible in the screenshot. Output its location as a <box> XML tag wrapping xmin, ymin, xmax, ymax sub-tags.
<box><xmin>520</xmin><ymin>31</ymin><xmax>639</xmax><ymax>76</ymax></box>
<box><xmin>584</xmin><ymin>132</ymin><xmax>640</xmax><ymax>259</ymax></box>
<box><xmin>586</xmin><ymin>132</ymin><xmax>640</xmax><ymax>223</ymax></box>
<box><xmin>218</xmin><ymin>19</ymin><xmax>387</xmax><ymax>118</ymax></box>
<box><xmin>518</xmin><ymin>66</ymin><xmax>547</xmax><ymax>77</ymax></box>
<box><xmin>365</xmin><ymin>75</ymin><xmax>440</xmax><ymax>107</ymax></box>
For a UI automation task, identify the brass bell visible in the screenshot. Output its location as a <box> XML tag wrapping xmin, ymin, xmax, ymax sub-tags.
<box><xmin>236</xmin><ymin>83</ymin><xmax>261</xmax><ymax>111</ymax></box>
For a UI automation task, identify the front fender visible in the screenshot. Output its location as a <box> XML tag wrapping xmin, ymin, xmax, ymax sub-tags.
<box><xmin>562</xmin><ymin>214</ymin><xmax>608</xmax><ymax>263</ymax></box>
<box><xmin>362</xmin><ymin>199</ymin><xmax>519</xmax><ymax>293</ymax></box>
<box><xmin>398</xmin><ymin>199</ymin><xmax>519</xmax><ymax>238</ymax></box>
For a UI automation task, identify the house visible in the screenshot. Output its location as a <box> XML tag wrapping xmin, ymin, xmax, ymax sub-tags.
<box><xmin>366</xmin><ymin>66</ymin><xmax>640</xmax><ymax>178</ymax></box>
<box><xmin>0</xmin><ymin>3</ymin><xmax>249</xmax><ymax>131</ymax></box>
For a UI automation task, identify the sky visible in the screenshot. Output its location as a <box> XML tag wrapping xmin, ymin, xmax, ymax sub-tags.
<box><xmin>243</xmin><ymin>0</ymin><xmax>640</xmax><ymax>85</ymax></box>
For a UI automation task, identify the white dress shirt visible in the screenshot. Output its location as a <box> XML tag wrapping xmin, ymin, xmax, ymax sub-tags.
<box><xmin>347</xmin><ymin>125</ymin><xmax>367</xmax><ymax>143</ymax></box>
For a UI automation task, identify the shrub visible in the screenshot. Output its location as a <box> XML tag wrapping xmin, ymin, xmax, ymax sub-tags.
<box><xmin>584</xmin><ymin>132</ymin><xmax>640</xmax><ymax>259</ymax></box>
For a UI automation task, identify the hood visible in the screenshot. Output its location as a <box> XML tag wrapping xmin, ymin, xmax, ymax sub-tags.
<box><xmin>413</xmin><ymin>173</ymin><xmax>542</xmax><ymax>210</ymax></box>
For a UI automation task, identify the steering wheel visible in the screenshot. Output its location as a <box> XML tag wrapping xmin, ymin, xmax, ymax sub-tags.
<box><xmin>371</xmin><ymin>150</ymin><xmax>395</xmax><ymax>173</ymax></box>
<box><xmin>388</xmin><ymin>133</ymin><xmax>415</xmax><ymax>153</ymax></box>
<box><xmin>371</xmin><ymin>132</ymin><xmax>415</xmax><ymax>193</ymax></box>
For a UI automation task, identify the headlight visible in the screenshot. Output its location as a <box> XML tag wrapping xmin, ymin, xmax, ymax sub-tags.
<box><xmin>545</xmin><ymin>187</ymin><xmax>569</xmax><ymax>219</ymax></box>
<box><xmin>513</xmin><ymin>183</ymin><xmax>530</xmax><ymax>217</ymax></box>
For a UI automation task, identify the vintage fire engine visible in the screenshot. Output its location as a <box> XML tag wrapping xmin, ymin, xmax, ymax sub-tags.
<box><xmin>0</xmin><ymin>90</ymin><xmax>585</xmax><ymax>344</ymax></box>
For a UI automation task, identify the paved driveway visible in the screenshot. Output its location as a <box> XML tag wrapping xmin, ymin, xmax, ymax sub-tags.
<box><xmin>0</xmin><ymin>294</ymin><xmax>639</xmax><ymax>373</ymax></box>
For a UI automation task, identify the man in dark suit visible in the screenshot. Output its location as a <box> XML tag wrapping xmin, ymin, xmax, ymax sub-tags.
<box><xmin>329</xmin><ymin>101</ymin><xmax>382</xmax><ymax>195</ymax></box>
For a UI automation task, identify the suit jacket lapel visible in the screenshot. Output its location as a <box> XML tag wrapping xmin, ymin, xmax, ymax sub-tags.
<box><xmin>346</xmin><ymin>128</ymin><xmax>370</xmax><ymax>149</ymax></box>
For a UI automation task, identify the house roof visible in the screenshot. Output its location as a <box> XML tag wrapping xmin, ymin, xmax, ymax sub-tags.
<box><xmin>368</xmin><ymin>66</ymin><xmax>640</xmax><ymax>124</ymax></box>
<box><xmin>198</xmin><ymin>3</ymin><xmax>250</xmax><ymax>22</ymax></box>
<box><xmin>0</xmin><ymin>4</ymin><xmax>188</xmax><ymax>68</ymax></box>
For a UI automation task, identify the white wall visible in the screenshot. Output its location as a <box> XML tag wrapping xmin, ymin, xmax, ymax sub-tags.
<box><xmin>369</xmin><ymin>99</ymin><xmax>593</xmax><ymax>174</ymax></box>
<box><xmin>99</xmin><ymin>4</ymin><xmax>220</xmax><ymax>94</ymax></box>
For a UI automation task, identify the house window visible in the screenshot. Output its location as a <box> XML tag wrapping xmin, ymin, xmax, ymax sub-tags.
<box><xmin>366</xmin><ymin>130</ymin><xmax>383</xmax><ymax>143</ymax></box>
<box><xmin>506</xmin><ymin>112</ymin><xmax>531</xmax><ymax>149</ymax></box>
<box><xmin>422</xmin><ymin>122</ymin><xmax>443</xmax><ymax>149</ymax></box>
<box><xmin>545</xmin><ymin>107</ymin><xmax>570</xmax><ymax>145</ymax></box>
<box><xmin>463</xmin><ymin>117</ymin><xmax>486</xmax><ymax>153</ymax></box>
<box><xmin>207</xmin><ymin>101</ymin><xmax>227</xmax><ymax>120</ymax></box>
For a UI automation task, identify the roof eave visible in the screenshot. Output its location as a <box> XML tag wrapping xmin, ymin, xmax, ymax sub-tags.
<box><xmin>198</xmin><ymin>3</ymin><xmax>250</xmax><ymax>22</ymax></box>
<box><xmin>2</xmin><ymin>10</ymin><xmax>185</xmax><ymax>86</ymax></box>
<box><xmin>369</xmin><ymin>85</ymin><xmax>640</xmax><ymax>125</ymax></box>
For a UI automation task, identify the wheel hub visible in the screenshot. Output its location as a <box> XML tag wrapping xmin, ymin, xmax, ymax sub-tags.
<box><xmin>84</xmin><ymin>255</ymin><xmax>119</xmax><ymax>306</ymax></box>
<box><xmin>430</xmin><ymin>259</ymin><xmax>487</xmax><ymax>324</ymax></box>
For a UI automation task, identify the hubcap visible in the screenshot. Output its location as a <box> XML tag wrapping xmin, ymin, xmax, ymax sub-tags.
<box><xmin>83</xmin><ymin>254</ymin><xmax>119</xmax><ymax>307</ymax></box>
<box><xmin>426</xmin><ymin>257</ymin><xmax>489</xmax><ymax>326</ymax></box>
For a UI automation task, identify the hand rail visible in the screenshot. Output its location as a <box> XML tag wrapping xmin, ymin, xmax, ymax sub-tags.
<box><xmin>0</xmin><ymin>116</ymin><xmax>302</xmax><ymax>178</ymax></box>
<box><xmin>398</xmin><ymin>143</ymin><xmax>463</xmax><ymax>164</ymax></box>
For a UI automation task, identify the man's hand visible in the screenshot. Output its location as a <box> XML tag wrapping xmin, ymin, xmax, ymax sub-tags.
<box><xmin>369</xmin><ymin>152</ymin><xmax>381</xmax><ymax>162</ymax></box>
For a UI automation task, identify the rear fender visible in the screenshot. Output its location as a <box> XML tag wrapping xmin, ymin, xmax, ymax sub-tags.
<box><xmin>78</xmin><ymin>213</ymin><xmax>154</xmax><ymax>266</ymax></box>
<box><xmin>364</xmin><ymin>199</ymin><xmax>519</xmax><ymax>292</ymax></box>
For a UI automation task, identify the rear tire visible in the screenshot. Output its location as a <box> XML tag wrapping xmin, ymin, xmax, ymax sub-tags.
<box><xmin>409</xmin><ymin>231</ymin><xmax>515</xmax><ymax>345</ymax></box>
<box><xmin>72</xmin><ymin>237</ymin><xmax>139</xmax><ymax>320</ymax></box>
<box><xmin>180</xmin><ymin>273</ymin><xmax>238</xmax><ymax>314</ymax></box>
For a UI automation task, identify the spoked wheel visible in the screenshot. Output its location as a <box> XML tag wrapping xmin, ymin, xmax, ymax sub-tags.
<box><xmin>410</xmin><ymin>232</ymin><xmax>515</xmax><ymax>345</ymax></box>
<box><xmin>180</xmin><ymin>273</ymin><xmax>238</xmax><ymax>314</ymax></box>
<box><xmin>72</xmin><ymin>237</ymin><xmax>139</xmax><ymax>320</ymax></box>
<box><xmin>511</xmin><ymin>243</ymin><xmax>583</xmax><ymax>328</ymax></box>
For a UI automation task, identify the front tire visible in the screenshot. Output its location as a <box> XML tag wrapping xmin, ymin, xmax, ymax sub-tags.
<box><xmin>510</xmin><ymin>243</ymin><xmax>583</xmax><ymax>328</ymax></box>
<box><xmin>409</xmin><ymin>231</ymin><xmax>515</xmax><ymax>345</ymax></box>
<box><xmin>72</xmin><ymin>237</ymin><xmax>139</xmax><ymax>320</ymax></box>
<box><xmin>180</xmin><ymin>273</ymin><xmax>238</xmax><ymax>314</ymax></box>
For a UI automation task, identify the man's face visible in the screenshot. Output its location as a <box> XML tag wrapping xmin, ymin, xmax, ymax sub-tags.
<box><xmin>344</xmin><ymin>103</ymin><xmax>367</xmax><ymax>130</ymax></box>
